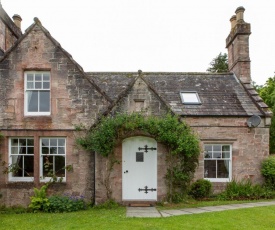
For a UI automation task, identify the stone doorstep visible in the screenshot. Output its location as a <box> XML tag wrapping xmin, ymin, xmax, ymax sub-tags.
<box><xmin>126</xmin><ymin>207</ymin><xmax>161</xmax><ymax>218</ymax></box>
<box><xmin>129</xmin><ymin>203</ymin><xmax>152</xmax><ymax>207</ymax></box>
<box><xmin>127</xmin><ymin>207</ymin><xmax>158</xmax><ymax>213</ymax></box>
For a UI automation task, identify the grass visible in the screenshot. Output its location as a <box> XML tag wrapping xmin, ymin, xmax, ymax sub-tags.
<box><xmin>0</xmin><ymin>204</ymin><xmax>275</xmax><ymax>230</ymax></box>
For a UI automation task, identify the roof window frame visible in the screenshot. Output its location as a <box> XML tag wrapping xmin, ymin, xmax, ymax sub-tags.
<box><xmin>180</xmin><ymin>91</ymin><xmax>201</xmax><ymax>105</ymax></box>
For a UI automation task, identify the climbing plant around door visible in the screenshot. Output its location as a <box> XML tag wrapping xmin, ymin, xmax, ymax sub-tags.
<box><xmin>77</xmin><ymin>113</ymin><xmax>200</xmax><ymax>202</ymax></box>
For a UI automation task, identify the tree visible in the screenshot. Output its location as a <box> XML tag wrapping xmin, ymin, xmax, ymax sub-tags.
<box><xmin>258</xmin><ymin>76</ymin><xmax>275</xmax><ymax>153</ymax></box>
<box><xmin>252</xmin><ymin>81</ymin><xmax>263</xmax><ymax>93</ymax></box>
<box><xmin>207</xmin><ymin>53</ymin><xmax>228</xmax><ymax>73</ymax></box>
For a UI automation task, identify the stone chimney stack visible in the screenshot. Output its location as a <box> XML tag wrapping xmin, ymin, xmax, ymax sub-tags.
<box><xmin>226</xmin><ymin>6</ymin><xmax>251</xmax><ymax>83</ymax></box>
<box><xmin>12</xmin><ymin>14</ymin><xmax>22</xmax><ymax>30</ymax></box>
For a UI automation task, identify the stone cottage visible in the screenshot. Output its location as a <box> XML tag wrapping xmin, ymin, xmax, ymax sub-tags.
<box><xmin>0</xmin><ymin>4</ymin><xmax>272</xmax><ymax>206</ymax></box>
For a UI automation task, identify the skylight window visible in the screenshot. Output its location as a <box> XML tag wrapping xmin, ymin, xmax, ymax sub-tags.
<box><xmin>180</xmin><ymin>91</ymin><xmax>201</xmax><ymax>104</ymax></box>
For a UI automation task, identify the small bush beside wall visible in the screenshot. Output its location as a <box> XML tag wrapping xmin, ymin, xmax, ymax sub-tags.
<box><xmin>189</xmin><ymin>179</ymin><xmax>212</xmax><ymax>200</ymax></box>
<box><xmin>261</xmin><ymin>155</ymin><xmax>275</xmax><ymax>190</ymax></box>
<box><xmin>45</xmin><ymin>195</ymin><xmax>86</xmax><ymax>213</ymax></box>
<box><xmin>218</xmin><ymin>179</ymin><xmax>275</xmax><ymax>200</ymax></box>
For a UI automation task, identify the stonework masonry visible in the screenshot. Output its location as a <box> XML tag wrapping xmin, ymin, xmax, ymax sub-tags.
<box><xmin>0</xmin><ymin>5</ymin><xmax>272</xmax><ymax>207</ymax></box>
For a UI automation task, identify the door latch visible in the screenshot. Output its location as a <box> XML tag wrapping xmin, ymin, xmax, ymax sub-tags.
<box><xmin>124</xmin><ymin>170</ymin><xmax>128</xmax><ymax>174</ymax></box>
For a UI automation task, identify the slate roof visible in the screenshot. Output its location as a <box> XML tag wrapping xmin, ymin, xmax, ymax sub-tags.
<box><xmin>88</xmin><ymin>72</ymin><xmax>269</xmax><ymax>117</ymax></box>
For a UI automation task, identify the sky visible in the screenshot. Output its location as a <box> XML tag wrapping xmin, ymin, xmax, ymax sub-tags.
<box><xmin>2</xmin><ymin>0</ymin><xmax>275</xmax><ymax>85</ymax></box>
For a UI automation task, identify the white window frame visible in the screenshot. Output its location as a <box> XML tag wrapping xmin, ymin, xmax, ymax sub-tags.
<box><xmin>40</xmin><ymin>137</ymin><xmax>66</xmax><ymax>182</ymax></box>
<box><xmin>203</xmin><ymin>144</ymin><xmax>232</xmax><ymax>182</ymax></box>
<box><xmin>24</xmin><ymin>71</ymin><xmax>51</xmax><ymax>116</ymax></box>
<box><xmin>9</xmin><ymin>137</ymin><xmax>34</xmax><ymax>182</ymax></box>
<box><xmin>180</xmin><ymin>91</ymin><xmax>201</xmax><ymax>104</ymax></box>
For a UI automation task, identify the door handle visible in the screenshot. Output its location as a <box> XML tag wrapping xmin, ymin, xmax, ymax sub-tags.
<box><xmin>124</xmin><ymin>170</ymin><xmax>128</xmax><ymax>174</ymax></box>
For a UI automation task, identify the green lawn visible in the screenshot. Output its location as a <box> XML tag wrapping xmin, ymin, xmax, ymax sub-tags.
<box><xmin>1</xmin><ymin>206</ymin><xmax>275</xmax><ymax>230</ymax></box>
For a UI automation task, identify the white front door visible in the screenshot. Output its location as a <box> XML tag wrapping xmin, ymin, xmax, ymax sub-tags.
<box><xmin>122</xmin><ymin>136</ymin><xmax>157</xmax><ymax>200</ymax></box>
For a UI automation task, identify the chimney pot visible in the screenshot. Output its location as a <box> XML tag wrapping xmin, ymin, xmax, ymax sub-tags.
<box><xmin>235</xmin><ymin>6</ymin><xmax>245</xmax><ymax>22</ymax></box>
<box><xmin>230</xmin><ymin>15</ymin><xmax>237</xmax><ymax>30</ymax></box>
<box><xmin>12</xmin><ymin>14</ymin><xmax>22</xmax><ymax>29</ymax></box>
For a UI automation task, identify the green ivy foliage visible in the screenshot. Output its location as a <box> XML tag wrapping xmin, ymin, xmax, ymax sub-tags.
<box><xmin>261</xmin><ymin>155</ymin><xmax>275</xmax><ymax>190</ymax></box>
<box><xmin>77</xmin><ymin>113</ymin><xmax>200</xmax><ymax>201</ymax></box>
<box><xmin>78</xmin><ymin>113</ymin><xmax>199</xmax><ymax>157</ymax></box>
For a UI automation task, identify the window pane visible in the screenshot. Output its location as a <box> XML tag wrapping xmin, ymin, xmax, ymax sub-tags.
<box><xmin>41</xmin><ymin>138</ymin><xmax>49</xmax><ymax>147</ymax></box>
<box><xmin>39</xmin><ymin>91</ymin><xmax>50</xmax><ymax>112</ymax></box>
<box><xmin>27</xmin><ymin>74</ymin><xmax>33</xmax><ymax>81</ymax></box>
<box><xmin>204</xmin><ymin>151</ymin><xmax>212</xmax><ymax>158</ymax></box>
<box><xmin>213</xmin><ymin>145</ymin><xmax>221</xmax><ymax>151</ymax></box>
<box><xmin>27</xmin><ymin>82</ymin><xmax>34</xmax><ymax>89</ymax></box>
<box><xmin>181</xmin><ymin>92</ymin><xmax>200</xmax><ymax>103</ymax></box>
<box><xmin>204</xmin><ymin>145</ymin><xmax>212</xmax><ymax>152</ymax></box>
<box><xmin>213</xmin><ymin>152</ymin><xmax>221</xmax><ymax>158</ymax></box>
<box><xmin>35</xmin><ymin>82</ymin><xmax>42</xmax><ymax>89</ymax></box>
<box><xmin>58</xmin><ymin>139</ymin><xmax>65</xmax><ymax>146</ymax></box>
<box><xmin>50</xmin><ymin>139</ymin><xmax>58</xmax><ymax>146</ymax></box>
<box><xmin>20</xmin><ymin>147</ymin><xmax>27</xmax><ymax>154</ymax></box>
<box><xmin>19</xmin><ymin>139</ymin><xmax>27</xmax><ymax>146</ymax></box>
<box><xmin>23</xmin><ymin>156</ymin><xmax>34</xmax><ymax>177</ymax></box>
<box><xmin>222</xmin><ymin>152</ymin><xmax>230</xmax><ymax>158</ymax></box>
<box><xmin>43</xmin><ymin>156</ymin><xmax>53</xmax><ymax>177</ymax></box>
<box><xmin>27</xmin><ymin>139</ymin><xmax>34</xmax><ymax>146</ymax></box>
<box><xmin>204</xmin><ymin>160</ymin><xmax>216</xmax><ymax>178</ymax></box>
<box><xmin>58</xmin><ymin>147</ymin><xmax>65</xmax><ymax>155</ymax></box>
<box><xmin>42</xmin><ymin>147</ymin><xmax>49</xmax><ymax>155</ymax></box>
<box><xmin>222</xmin><ymin>145</ymin><xmax>230</xmax><ymax>151</ymax></box>
<box><xmin>55</xmin><ymin>156</ymin><xmax>65</xmax><ymax>177</ymax></box>
<box><xmin>27</xmin><ymin>147</ymin><xmax>34</xmax><ymax>155</ymax></box>
<box><xmin>43</xmin><ymin>82</ymin><xmax>50</xmax><ymax>89</ymax></box>
<box><xmin>27</xmin><ymin>91</ymin><xmax>38</xmax><ymax>112</ymax></box>
<box><xmin>217</xmin><ymin>160</ymin><xmax>229</xmax><ymax>178</ymax></box>
<box><xmin>11</xmin><ymin>139</ymin><xmax>18</xmax><ymax>146</ymax></box>
<box><xmin>11</xmin><ymin>155</ymin><xmax>23</xmax><ymax>177</ymax></box>
<box><xmin>11</xmin><ymin>147</ymin><xmax>18</xmax><ymax>154</ymax></box>
<box><xmin>43</xmin><ymin>73</ymin><xmax>50</xmax><ymax>81</ymax></box>
<box><xmin>35</xmin><ymin>73</ymin><xmax>42</xmax><ymax>81</ymax></box>
<box><xmin>50</xmin><ymin>147</ymin><xmax>57</xmax><ymax>154</ymax></box>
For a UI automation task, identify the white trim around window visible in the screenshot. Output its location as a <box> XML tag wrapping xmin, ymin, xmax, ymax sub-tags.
<box><xmin>203</xmin><ymin>144</ymin><xmax>232</xmax><ymax>182</ymax></box>
<box><xmin>24</xmin><ymin>71</ymin><xmax>51</xmax><ymax>116</ymax></box>
<box><xmin>9</xmin><ymin>137</ymin><xmax>34</xmax><ymax>182</ymax></box>
<box><xmin>40</xmin><ymin>137</ymin><xmax>66</xmax><ymax>182</ymax></box>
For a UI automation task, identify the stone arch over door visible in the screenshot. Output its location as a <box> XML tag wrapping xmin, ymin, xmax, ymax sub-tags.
<box><xmin>122</xmin><ymin>136</ymin><xmax>157</xmax><ymax>201</ymax></box>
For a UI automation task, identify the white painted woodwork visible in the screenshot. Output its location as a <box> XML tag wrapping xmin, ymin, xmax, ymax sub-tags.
<box><xmin>122</xmin><ymin>136</ymin><xmax>157</xmax><ymax>200</ymax></box>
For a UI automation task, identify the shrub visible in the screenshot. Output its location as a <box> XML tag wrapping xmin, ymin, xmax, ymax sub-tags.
<box><xmin>218</xmin><ymin>179</ymin><xmax>275</xmax><ymax>200</ymax></box>
<box><xmin>261</xmin><ymin>155</ymin><xmax>275</xmax><ymax>190</ymax></box>
<box><xmin>29</xmin><ymin>185</ymin><xmax>49</xmax><ymax>212</ymax></box>
<box><xmin>189</xmin><ymin>179</ymin><xmax>212</xmax><ymax>199</ymax></box>
<box><xmin>45</xmin><ymin>194</ymin><xmax>86</xmax><ymax>213</ymax></box>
